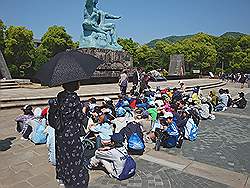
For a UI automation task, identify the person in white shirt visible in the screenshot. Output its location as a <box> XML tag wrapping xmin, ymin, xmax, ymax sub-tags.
<box><xmin>88</xmin><ymin>133</ymin><xmax>128</xmax><ymax>178</ymax></box>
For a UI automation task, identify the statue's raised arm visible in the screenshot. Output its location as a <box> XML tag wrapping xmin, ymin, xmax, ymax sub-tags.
<box><xmin>104</xmin><ymin>12</ymin><xmax>121</xmax><ymax>20</ymax></box>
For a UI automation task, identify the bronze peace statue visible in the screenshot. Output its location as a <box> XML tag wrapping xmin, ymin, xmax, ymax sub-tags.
<box><xmin>80</xmin><ymin>0</ymin><xmax>123</xmax><ymax>50</ymax></box>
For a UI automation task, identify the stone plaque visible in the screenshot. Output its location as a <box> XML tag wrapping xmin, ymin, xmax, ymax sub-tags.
<box><xmin>168</xmin><ymin>54</ymin><xmax>185</xmax><ymax>76</ymax></box>
<box><xmin>77</xmin><ymin>48</ymin><xmax>133</xmax><ymax>78</ymax></box>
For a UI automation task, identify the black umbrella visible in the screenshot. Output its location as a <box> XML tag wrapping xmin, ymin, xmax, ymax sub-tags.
<box><xmin>33</xmin><ymin>50</ymin><xmax>104</xmax><ymax>87</ymax></box>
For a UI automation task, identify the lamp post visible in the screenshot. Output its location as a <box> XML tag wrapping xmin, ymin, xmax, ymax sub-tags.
<box><xmin>221</xmin><ymin>57</ymin><xmax>224</xmax><ymax>73</ymax></box>
<box><xmin>221</xmin><ymin>61</ymin><xmax>224</xmax><ymax>73</ymax></box>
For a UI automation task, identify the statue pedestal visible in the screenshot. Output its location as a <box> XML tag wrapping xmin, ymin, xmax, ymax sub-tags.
<box><xmin>80</xmin><ymin>33</ymin><xmax>123</xmax><ymax>51</ymax></box>
<box><xmin>77</xmin><ymin>48</ymin><xmax>133</xmax><ymax>84</ymax></box>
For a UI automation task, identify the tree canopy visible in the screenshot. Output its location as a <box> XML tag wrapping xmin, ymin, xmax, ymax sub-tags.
<box><xmin>118</xmin><ymin>32</ymin><xmax>250</xmax><ymax>74</ymax></box>
<box><xmin>1</xmin><ymin>22</ymin><xmax>78</xmax><ymax>78</ymax></box>
<box><xmin>0</xmin><ymin>19</ymin><xmax>6</xmax><ymax>52</ymax></box>
<box><xmin>0</xmin><ymin>18</ymin><xmax>249</xmax><ymax>78</ymax></box>
<box><xmin>4</xmin><ymin>26</ymin><xmax>34</xmax><ymax>77</ymax></box>
<box><xmin>41</xmin><ymin>26</ymin><xmax>77</xmax><ymax>58</ymax></box>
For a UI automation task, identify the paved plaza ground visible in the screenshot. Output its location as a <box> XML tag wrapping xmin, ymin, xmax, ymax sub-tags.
<box><xmin>0</xmin><ymin>80</ymin><xmax>250</xmax><ymax>188</ymax></box>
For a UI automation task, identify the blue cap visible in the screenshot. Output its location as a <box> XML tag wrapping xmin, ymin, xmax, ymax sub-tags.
<box><xmin>116</xmin><ymin>107</ymin><xmax>126</xmax><ymax>117</ymax></box>
<box><xmin>123</xmin><ymin>100</ymin><xmax>129</xmax><ymax>107</ymax></box>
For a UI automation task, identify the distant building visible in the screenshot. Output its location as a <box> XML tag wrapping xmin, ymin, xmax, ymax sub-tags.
<box><xmin>33</xmin><ymin>39</ymin><xmax>41</xmax><ymax>48</ymax></box>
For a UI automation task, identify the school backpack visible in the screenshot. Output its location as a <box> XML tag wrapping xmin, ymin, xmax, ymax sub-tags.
<box><xmin>164</xmin><ymin>135</ymin><xmax>178</xmax><ymax>148</ymax></box>
<box><xmin>20</xmin><ymin>124</ymin><xmax>32</xmax><ymax>139</ymax></box>
<box><xmin>115</xmin><ymin>149</ymin><xmax>136</xmax><ymax>181</ymax></box>
<box><xmin>31</xmin><ymin>119</ymin><xmax>47</xmax><ymax>144</ymax></box>
<box><xmin>184</xmin><ymin>118</ymin><xmax>198</xmax><ymax>141</ymax></box>
<box><xmin>188</xmin><ymin>108</ymin><xmax>200</xmax><ymax>126</ymax></box>
<box><xmin>141</xmin><ymin>110</ymin><xmax>149</xmax><ymax>119</ymax></box>
<box><xmin>128</xmin><ymin>133</ymin><xmax>145</xmax><ymax>151</ymax></box>
<box><xmin>238</xmin><ymin>98</ymin><xmax>247</xmax><ymax>109</ymax></box>
<box><xmin>227</xmin><ymin>96</ymin><xmax>233</xmax><ymax>107</ymax></box>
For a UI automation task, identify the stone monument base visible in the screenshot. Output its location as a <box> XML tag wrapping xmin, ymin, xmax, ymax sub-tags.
<box><xmin>77</xmin><ymin>48</ymin><xmax>133</xmax><ymax>84</ymax></box>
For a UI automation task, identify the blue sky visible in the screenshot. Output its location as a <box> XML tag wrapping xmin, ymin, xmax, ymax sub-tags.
<box><xmin>1</xmin><ymin>0</ymin><xmax>250</xmax><ymax>44</ymax></box>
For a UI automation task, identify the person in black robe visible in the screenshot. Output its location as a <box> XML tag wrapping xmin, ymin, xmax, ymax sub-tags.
<box><xmin>55</xmin><ymin>81</ymin><xmax>89</xmax><ymax>188</ymax></box>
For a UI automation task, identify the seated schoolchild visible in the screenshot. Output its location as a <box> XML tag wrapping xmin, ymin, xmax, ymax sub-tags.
<box><xmin>154</xmin><ymin>92</ymin><xmax>164</xmax><ymax>108</ymax></box>
<box><xmin>155</xmin><ymin>112</ymin><xmax>179</xmax><ymax>148</ymax></box>
<box><xmin>191</xmin><ymin>87</ymin><xmax>201</xmax><ymax>106</ymax></box>
<box><xmin>15</xmin><ymin>105</ymin><xmax>34</xmax><ymax>133</ymax></box>
<box><xmin>28</xmin><ymin>107</ymin><xmax>47</xmax><ymax>144</ymax></box>
<box><xmin>112</xmin><ymin>107</ymin><xmax>129</xmax><ymax>133</ymax></box>
<box><xmin>172</xmin><ymin>88</ymin><xmax>183</xmax><ymax>104</ymax></box>
<box><xmin>146</xmin><ymin>119</ymin><xmax>161</xmax><ymax>142</ymax></box>
<box><xmin>115</xmin><ymin>94</ymin><xmax>125</xmax><ymax>109</ymax></box>
<box><xmin>89</xmin><ymin>114</ymin><xmax>113</xmax><ymax>148</ymax></box>
<box><xmin>119</xmin><ymin>121</ymin><xmax>144</xmax><ymax>140</ymax></box>
<box><xmin>119</xmin><ymin>121</ymin><xmax>145</xmax><ymax>155</ymax></box>
<box><xmin>88</xmin><ymin>133</ymin><xmax>128</xmax><ymax>178</ymax></box>
<box><xmin>224</xmin><ymin>89</ymin><xmax>232</xmax><ymax>107</ymax></box>
<box><xmin>147</xmin><ymin>101</ymin><xmax>158</xmax><ymax>127</ymax></box>
<box><xmin>102</xmin><ymin>97</ymin><xmax>116</xmax><ymax>117</ymax></box>
<box><xmin>199</xmin><ymin>97</ymin><xmax>215</xmax><ymax>120</ymax></box>
<box><xmin>215</xmin><ymin>89</ymin><xmax>229</xmax><ymax>111</ymax></box>
<box><xmin>88</xmin><ymin>97</ymin><xmax>97</xmax><ymax>112</ymax></box>
<box><xmin>208</xmin><ymin>90</ymin><xmax>218</xmax><ymax>108</ymax></box>
<box><xmin>136</xmin><ymin>97</ymin><xmax>149</xmax><ymax>110</ymax></box>
<box><xmin>175</xmin><ymin>109</ymin><xmax>190</xmax><ymax>148</ymax></box>
<box><xmin>122</xmin><ymin>101</ymin><xmax>134</xmax><ymax>118</ymax></box>
<box><xmin>232</xmin><ymin>92</ymin><xmax>247</xmax><ymax>109</ymax></box>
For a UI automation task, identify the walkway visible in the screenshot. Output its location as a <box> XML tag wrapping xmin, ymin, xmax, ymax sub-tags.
<box><xmin>0</xmin><ymin>81</ymin><xmax>249</xmax><ymax>188</ymax></box>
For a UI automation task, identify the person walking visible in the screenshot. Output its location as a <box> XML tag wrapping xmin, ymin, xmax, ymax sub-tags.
<box><xmin>239</xmin><ymin>73</ymin><xmax>247</xmax><ymax>88</ymax></box>
<box><xmin>50</xmin><ymin>81</ymin><xmax>89</xmax><ymax>188</ymax></box>
<box><xmin>118</xmin><ymin>70</ymin><xmax>128</xmax><ymax>95</ymax></box>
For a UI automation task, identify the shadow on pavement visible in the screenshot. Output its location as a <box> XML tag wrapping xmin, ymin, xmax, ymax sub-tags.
<box><xmin>0</xmin><ymin>137</ymin><xmax>16</xmax><ymax>151</ymax></box>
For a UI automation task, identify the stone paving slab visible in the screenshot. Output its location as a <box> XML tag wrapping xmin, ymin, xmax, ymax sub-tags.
<box><xmin>156</xmin><ymin>89</ymin><xmax>250</xmax><ymax>176</ymax></box>
<box><xmin>141</xmin><ymin>150</ymin><xmax>249</xmax><ymax>188</ymax></box>
<box><xmin>184</xmin><ymin>161</ymin><xmax>248</xmax><ymax>188</ymax></box>
<box><xmin>89</xmin><ymin>159</ymin><xmax>229</xmax><ymax>188</ymax></box>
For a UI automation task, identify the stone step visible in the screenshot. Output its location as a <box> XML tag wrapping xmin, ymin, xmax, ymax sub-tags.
<box><xmin>0</xmin><ymin>85</ymin><xmax>20</xmax><ymax>89</ymax></box>
<box><xmin>0</xmin><ymin>82</ymin><xmax>18</xmax><ymax>86</ymax></box>
<box><xmin>0</xmin><ymin>79</ymin><xmax>17</xmax><ymax>83</ymax></box>
<box><xmin>0</xmin><ymin>79</ymin><xmax>20</xmax><ymax>89</ymax></box>
<box><xmin>0</xmin><ymin>94</ymin><xmax>119</xmax><ymax>109</ymax></box>
<box><xmin>0</xmin><ymin>81</ymin><xmax>226</xmax><ymax>109</ymax></box>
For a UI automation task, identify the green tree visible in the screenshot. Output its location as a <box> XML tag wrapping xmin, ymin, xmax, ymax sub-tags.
<box><xmin>0</xmin><ymin>19</ymin><xmax>6</xmax><ymax>52</ymax></box>
<box><xmin>181</xmin><ymin>33</ymin><xmax>217</xmax><ymax>73</ymax></box>
<box><xmin>117</xmin><ymin>38</ymin><xmax>139</xmax><ymax>60</ymax></box>
<box><xmin>30</xmin><ymin>46</ymin><xmax>49</xmax><ymax>75</ymax></box>
<box><xmin>41</xmin><ymin>26</ymin><xmax>77</xmax><ymax>57</ymax></box>
<box><xmin>215</xmin><ymin>36</ymin><xmax>238</xmax><ymax>72</ymax></box>
<box><xmin>238</xmin><ymin>35</ymin><xmax>250</xmax><ymax>51</ymax></box>
<box><xmin>135</xmin><ymin>45</ymin><xmax>159</xmax><ymax>71</ymax></box>
<box><xmin>4</xmin><ymin>26</ymin><xmax>34</xmax><ymax>78</ymax></box>
<box><xmin>154</xmin><ymin>41</ymin><xmax>171</xmax><ymax>69</ymax></box>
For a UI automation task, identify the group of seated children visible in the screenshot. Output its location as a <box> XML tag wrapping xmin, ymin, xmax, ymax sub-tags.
<box><xmin>15</xmin><ymin>83</ymin><xmax>247</xmax><ymax>179</ymax></box>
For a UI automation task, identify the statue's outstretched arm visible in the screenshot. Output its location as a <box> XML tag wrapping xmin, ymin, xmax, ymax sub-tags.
<box><xmin>104</xmin><ymin>12</ymin><xmax>121</xmax><ymax>20</ymax></box>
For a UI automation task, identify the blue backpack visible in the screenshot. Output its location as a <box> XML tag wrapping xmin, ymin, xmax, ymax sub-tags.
<box><xmin>115</xmin><ymin>149</ymin><xmax>136</xmax><ymax>180</ymax></box>
<box><xmin>165</xmin><ymin>135</ymin><xmax>178</xmax><ymax>148</ymax></box>
<box><xmin>128</xmin><ymin>133</ymin><xmax>145</xmax><ymax>151</ymax></box>
<box><xmin>184</xmin><ymin>118</ymin><xmax>198</xmax><ymax>141</ymax></box>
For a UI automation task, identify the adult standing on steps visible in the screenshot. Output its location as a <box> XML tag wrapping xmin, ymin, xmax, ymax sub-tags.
<box><xmin>131</xmin><ymin>67</ymin><xmax>141</xmax><ymax>95</ymax></box>
<box><xmin>118</xmin><ymin>70</ymin><xmax>128</xmax><ymax>95</ymax></box>
<box><xmin>52</xmin><ymin>81</ymin><xmax>89</xmax><ymax>188</ymax></box>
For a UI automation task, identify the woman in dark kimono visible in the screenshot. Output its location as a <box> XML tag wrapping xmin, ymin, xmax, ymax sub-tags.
<box><xmin>55</xmin><ymin>81</ymin><xmax>89</xmax><ymax>188</ymax></box>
